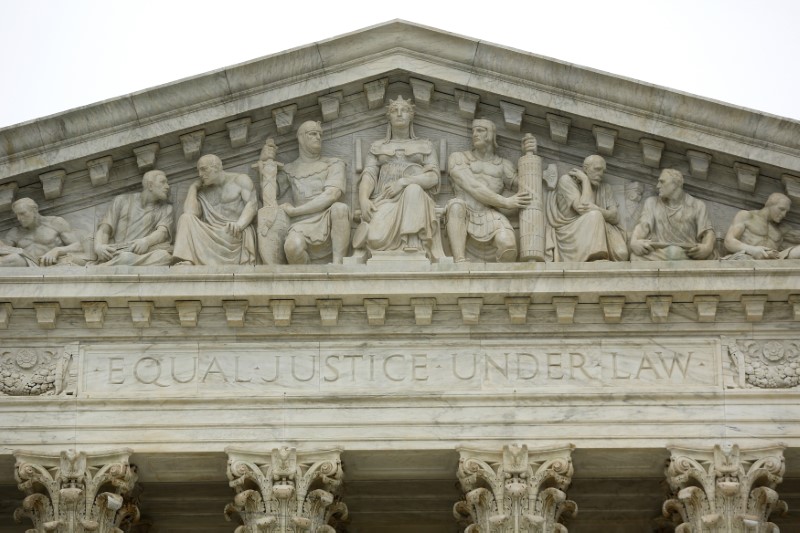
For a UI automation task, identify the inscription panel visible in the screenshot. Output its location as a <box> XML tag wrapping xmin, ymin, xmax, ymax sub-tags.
<box><xmin>80</xmin><ymin>339</ymin><xmax>721</xmax><ymax>398</ymax></box>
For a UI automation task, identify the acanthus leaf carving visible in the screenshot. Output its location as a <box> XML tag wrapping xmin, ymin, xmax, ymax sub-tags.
<box><xmin>663</xmin><ymin>443</ymin><xmax>787</xmax><ymax>532</ymax></box>
<box><xmin>455</xmin><ymin>444</ymin><xmax>577</xmax><ymax>533</ymax></box>
<box><xmin>225</xmin><ymin>446</ymin><xmax>348</xmax><ymax>533</ymax></box>
<box><xmin>13</xmin><ymin>448</ymin><xmax>139</xmax><ymax>533</ymax></box>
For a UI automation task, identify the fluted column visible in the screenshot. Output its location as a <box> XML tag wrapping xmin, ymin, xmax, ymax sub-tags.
<box><xmin>663</xmin><ymin>443</ymin><xmax>788</xmax><ymax>532</ymax></box>
<box><xmin>13</xmin><ymin>448</ymin><xmax>139</xmax><ymax>533</ymax></box>
<box><xmin>224</xmin><ymin>446</ymin><xmax>348</xmax><ymax>533</ymax></box>
<box><xmin>454</xmin><ymin>444</ymin><xmax>577</xmax><ymax>533</ymax></box>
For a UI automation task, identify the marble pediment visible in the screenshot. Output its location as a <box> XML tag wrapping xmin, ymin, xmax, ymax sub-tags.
<box><xmin>0</xmin><ymin>19</ymin><xmax>798</xmax><ymax>241</ymax></box>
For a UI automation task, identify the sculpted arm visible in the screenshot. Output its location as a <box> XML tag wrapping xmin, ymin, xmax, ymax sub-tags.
<box><xmin>725</xmin><ymin>211</ymin><xmax>778</xmax><ymax>259</ymax></box>
<box><xmin>94</xmin><ymin>223</ymin><xmax>115</xmax><ymax>261</ymax></box>
<box><xmin>359</xmin><ymin>152</ymin><xmax>379</xmax><ymax>222</ymax></box>
<box><xmin>599</xmin><ymin>191</ymin><xmax>621</xmax><ymax>225</ymax></box>
<box><xmin>629</xmin><ymin>199</ymin><xmax>654</xmax><ymax>257</ymax></box>
<box><xmin>234</xmin><ymin>176</ymin><xmax>258</xmax><ymax>233</ymax></box>
<box><xmin>629</xmin><ymin>221</ymin><xmax>653</xmax><ymax>257</ymax></box>
<box><xmin>282</xmin><ymin>161</ymin><xmax>345</xmax><ymax>218</ymax></box>
<box><xmin>688</xmin><ymin>228</ymin><xmax>716</xmax><ymax>260</ymax></box>
<box><xmin>183</xmin><ymin>180</ymin><xmax>202</xmax><ymax>218</ymax></box>
<box><xmin>1</xmin><ymin>230</ymin><xmax>24</xmax><ymax>253</ymax></box>
<box><xmin>407</xmin><ymin>147</ymin><xmax>439</xmax><ymax>190</ymax></box>
<box><xmin>41</xmin><ymin>218</ymin><xmax>83</xmax><ymax>266</ymax></box>
<box><xmin>384</xmin><ymin>146</ymin><xmax>440</xmax><ymax>198</ymax></box>
<box><xmin>131</xmin><ymin>220</ymin><xmax>171</xmax><ymax>255</ymax></box>
<box><xmin>566</xmin><ymin>169</ymin><xmax>596</xmax><ymax>213</ymax></box>
<box><xmin>449</xmin><ymin>154</ymin><xmax>530</xmax><ymax>210</ymax></box>
<box><xmin>686</xmin><ymin>202</ymin><xmax>716</xmax><ymax>260</ymax></box>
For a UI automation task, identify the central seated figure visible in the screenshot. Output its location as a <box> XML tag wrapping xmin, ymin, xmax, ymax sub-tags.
<box><xmin>354</xmin><ymin>96</ymin><xmax>445</xmax><ymax>261</ymax></box>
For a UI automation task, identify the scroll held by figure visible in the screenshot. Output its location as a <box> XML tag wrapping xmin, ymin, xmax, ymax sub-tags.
<box><xmin>354</xmin><ymin>95</ymin><xmax>445</xmax><ymax>261</ymax></box>
<box><xmin>724</xmin><ymin>192</ymin><xmax>800</xmax><ymax>260</ymax></box>
<box><xmin>173</xmin><ymin>154</ymin><xmax>258</xmax><ymax>266</ymax></box>
<box><xmin>257</xmin><ymin>122</ymin><xmax>350</xmax><ymax>265</ymax></box>
<box><xmin>546</xmin><ymin>154</ymin><xmax>628</xmax><ymax>262</ymax></box>
<box><xmin>446</xmin><ymin>119</ymin><xmax>532</xmax><ymax>263</ymax></box>
<box><xmin>93</xmin><ymin>170</ymin><xmax>174</xmax><ymax>266</ymax></box>
<box><xmin>0</xmin><ymin>198</ymin><xmax>86</xmax><ymax>267</ymax></box>
<box><xmin>630</xmin><ymin>169</ymin><xmax>717</xmax><ymax>261</ymax></box>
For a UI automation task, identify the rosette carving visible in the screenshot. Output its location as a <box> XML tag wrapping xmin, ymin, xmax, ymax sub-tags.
<box><xmin>0</xmin><ymin>348</ymin><xmax>67</xmax><ymax>396</ymax></box>
<box><xmin>454</xmin><ymin>444</ymin><xmax>576</xmax><ymax>533</ymax></box>
<box><xmin>224</xmin><ymin>446</ymin><xmax>348</xmax><ymax>533</ymax></box>
<box><xmin>728</xmin><ymin>340</ymin><xmax>800</xmax><ymax>388</ymax></box>
<box><xmin>13</xmin><ymin>448</ymin><xmax>139</xmax><ymax>533</ymax></box>
<box><xmin>663</xmin><ymin>443</ymin><xmax>787</xmax><ymax>532</ymax></box>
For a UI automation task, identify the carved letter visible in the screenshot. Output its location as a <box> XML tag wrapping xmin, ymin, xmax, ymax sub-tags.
<box><xmin>453</xmin><ymin>353</ymin><xmax>477</xmax><ymax>381</ymax></box>
<box><xmin>109</xmin><ymin>357</ymin><xmax>125</xmax><ymax>384</ymax></box>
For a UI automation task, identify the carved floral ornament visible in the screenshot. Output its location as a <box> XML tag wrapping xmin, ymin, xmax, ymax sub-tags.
<box><xmin>662</xmin><ymin>444</ymin><xmax>787</xmax><ymax>533</ymax></box>
<box><xmin>0</xmin><ymin>348</ymin><xmax>68</xmax><ymax>396</ymax></box>
<box><xmin>727</xmin><ymin>339</ymin><xmax>800</xmax><ymax>389</ymax></box>
<box><xmin>454</xmin><ymin>444</ymin><xmax>577</xmax><ymax>533</ymax></box>
<box><xmin>13</xmin><ymin>448</ymin><xmax>140</xmax><ymax>533</ymax></box>
<box><xmin>224</xmin><ymin>446</ymin><xmax>348</xmax><ymax>533</ymax></box>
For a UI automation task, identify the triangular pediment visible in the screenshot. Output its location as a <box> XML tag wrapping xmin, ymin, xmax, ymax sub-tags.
<box><xmin>1</xmin><ymin>19</ymin><xmax>798</xmax><ymax>239</ymax></box>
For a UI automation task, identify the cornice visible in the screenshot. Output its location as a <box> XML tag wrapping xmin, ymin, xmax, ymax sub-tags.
<box><xmin>1</xmin><ymin>21</ymin><xmax>799</xmax><ymax>183</ymax></box>
<box><xmin>0</xmin><ymin>262</ymin><xmax>795</xmax><ymax>334</ymax></box>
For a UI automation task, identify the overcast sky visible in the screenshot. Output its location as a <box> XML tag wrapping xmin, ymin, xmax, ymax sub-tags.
<box><xmin>2</xmin><ymin>0</ymin><xmax>799</xmax><ymax>128</ymax></box>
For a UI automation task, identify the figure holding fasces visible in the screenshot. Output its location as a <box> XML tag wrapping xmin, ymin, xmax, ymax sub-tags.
<box><xmin>0</xmin><ymin>198</ymin><xmax>86</xmax><ymax>267</ymax></box>
<box><xmin>93</xmin><ymin>169</ymin><xmax>173</xmax><ymax>266</ymax></box>
<box><xmin>354</xmin><ymin>96</ymin><xmax>445</xmax><ymax>261</ymax></box>
<box><xmin>446</xmin><ymin>119</ymin><xmax>532</xmax><ymax>262</ymax></box>
<box><xmin>546</xmin><ymin>154</ymin><xmax>628</xmax><ymax>261</ymax></box>
<box><xmin>630</xmin><ymin>168</ymin><xmax>717</xmax><ymax>261</ymax></box>
<box><xmin>256</xmin><ymin>122</ymin><xmax>349</xmax><ymax>264</ymax></box>
<box><xmin>724</xmin><ymin>192</ymin><xmax>800</xmax><ymax>259</ymax></box>
<box><xmin>173</xmin><ymin>154</ymin><xmax>258</xmax><ymax>265</ymax></box>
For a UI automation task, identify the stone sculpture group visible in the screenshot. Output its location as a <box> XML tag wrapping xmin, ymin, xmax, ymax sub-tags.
<box><xmin>2</xmin><ymin>96</ymin><xmax>799</xmax><ymax>267</ymax></box>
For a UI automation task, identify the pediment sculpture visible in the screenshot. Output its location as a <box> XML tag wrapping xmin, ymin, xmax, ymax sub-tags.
<box><xmin>2</xmin><ymin>101</ymin><xmax>799</xmax><ymax>269</ymax></box>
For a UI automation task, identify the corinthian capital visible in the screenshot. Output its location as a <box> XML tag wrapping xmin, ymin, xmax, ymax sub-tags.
<box><xmin>663</xmin><ymin>443</ymin><xmax>788</xmax><ymax>532</ymax></box>
<box><xmin>454</xmin><ymin>444</ymin><xmax>577</xmax><ymax>533</ymax></box>
<box><xmin>224</xmin><ymin>446</ymin><xmax>348</xmax><ymax>533</ymax></box>
<box><xmin>13</xmin><ymin>448</ymin><xmax>139</xmax><ymax>533</ymax></box>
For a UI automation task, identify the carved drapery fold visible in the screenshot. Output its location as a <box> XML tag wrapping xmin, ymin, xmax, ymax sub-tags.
<box><xmin>225</xmin><ymin>446</ymin><xmax>348</xmax><ymax>533</ymax></box>
<box><xmin>454</xmin><ymin>444</ymin><xmax>577</xmax><ymax>533</ymax></box>
<box><xmin>13</xmin><ymin>448</ymin><xmax>140</xmax><ymax>533</ymax></box>
<box><xmin>663</xmin><ymin>443</ymin><xmax>787</xmax><ymax>532</ymax></box>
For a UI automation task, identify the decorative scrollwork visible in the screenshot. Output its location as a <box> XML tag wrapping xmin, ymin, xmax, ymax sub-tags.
<box><xmin>663</xmin><ymin>444</ymin><xmax>788</xmax><ymax>532</ymax></box>
<box><xmin>0</xmin><ymin>348</ymin><xmax>66</xmax><ymax>396</ymax></box>
<box><xmin>455</xmin><ymin>444</ymin><xmax>576</xmax><ymax>533</ymax></box>
<box><xmin>225</xmin><ymin>446</ymin><xmax>348</xmax><ymax>533</ymax></box>
<box><xmin>13</xmin><ymin>448</ymin><xmax>139</xmax><ymax>533</ymax></box>
<box><xmin>730</xmin><ymin>340</ymin><xmax>800</xmax><ymax>388</ymax></box>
